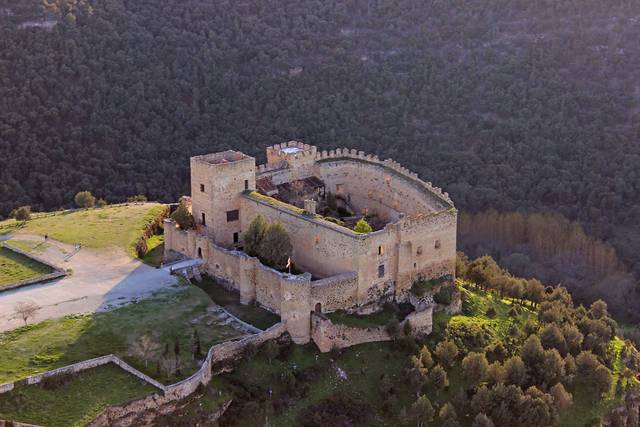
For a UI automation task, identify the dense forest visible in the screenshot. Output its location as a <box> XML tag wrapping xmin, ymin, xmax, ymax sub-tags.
<box><xmin>1</xmin><ymin>0</ymin><xmax>639</xmax><ymax>310</ymax></box>
<box><xmin>459</xmin><ymin>211</ymin><xmax>640</xmax><ymax>322</ymax></box>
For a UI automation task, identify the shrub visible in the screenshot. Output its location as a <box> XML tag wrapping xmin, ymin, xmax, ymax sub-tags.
<box><xmin>170</xmin><ymin>201</ymin><xmax>195</xmax><ymax>230</ymax></box>
<box><xmin>96</xmin><ymin>198</ymin><xmax>108</xmax><ymax>208</ymax></box>
<box><xmin>435</xmin><ymin>340</ymin><xmax>459</xmax><ymax>368</ymax></box>
<box><xmin>486</xmin><ymin>307</ymin><xmax>497</xmax><ymax>318</ymax></box>
<box><xmin>11</xmin><ymin>205</ymin><xmax>31</xmax><ymax>221</ymax></box>
<box><xmin>74</xmin><ymin>191</ymin><xmax>96</xmax><ymax>208</ymax></box>
<box><xmin>354</xmin><ymin>218</ymin><xmax>373</xmax><ymax>234</ymax></box>
<box><xmin>386</xmin><ymin>318</ymin><xmax>401</xmax><ymax>339</ymax></box>
<box><xmin>258</xmin><ymin>223</ymin><xmax>292</xmax><ymax>269</ymax></box>
<box><xmin>434</xmin><ymin>285</ymin><xmax>455</xmax><ymax>305</ymax></box>
<box><xmin>242</xmin><ymin>215</ymin><xmax>268</xmax><ymax>257</ymax></box>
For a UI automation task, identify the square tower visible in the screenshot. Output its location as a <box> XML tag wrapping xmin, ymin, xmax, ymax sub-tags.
<box><xmin>190</xmin><ymin>151</ymin><xmax>256</xmax><ymax>247</ymax></box>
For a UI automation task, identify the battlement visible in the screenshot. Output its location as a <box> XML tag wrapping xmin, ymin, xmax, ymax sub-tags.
<box><xmin>192</xmin><ymin>150</ymin><xmax>252</xmax><ymax>166</ymax></box>
<box><xmin>258</xmin><ymin>144</ymin><xmax>453</xmax><ymax>207</ymax></box>
<box><xmin>314</xmin><ymin>147</ymin><xmax>453</xmax><ymax>207</ymax></box>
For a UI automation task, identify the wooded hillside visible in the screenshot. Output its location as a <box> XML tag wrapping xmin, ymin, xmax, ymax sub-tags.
<box><xmin>1</xmin><ymin>0</ymin><xmax>639</xmax><ymax>290</ymax></box>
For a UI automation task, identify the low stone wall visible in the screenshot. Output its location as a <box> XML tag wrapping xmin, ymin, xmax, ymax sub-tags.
<box><xmin>310</xmin><ymin>307</ymin><xmax>433</xmax><ymax>353</ymax></box>
<box><xmin>0</xmin><ymin>243</ymin><xmax>67</xmax><ymax>292</ymax></box>
<box><xmin>0</xmin><ymin>355</ymin><xmax>112</xmax><ymax>394</ymax></box>
<box><xmin>89</xmin><ymin>323</ymin><xmax>286</xmax><ymax>426</ymax></box>
<box><xmin>1</xmin><ymin>324</ymin><xmax>286</xmax><ymax>426</ymax></box>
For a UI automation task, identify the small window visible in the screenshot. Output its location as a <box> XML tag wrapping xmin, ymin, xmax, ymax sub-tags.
<box><xmin>233</xmin><ymin>232</ymin><xmax>239</xmax><ymax>244</ymax></box>
<box><xmin>244</xmin><ymin>179</ymin><xmax>249</xmax><ymax>190</ymax></box>
<box><xmin>378</xmin><ymin>245</ymin><xmax>384</xmax><ymax>256</ymax></box>
<box><xmin>435</xmin><ymin>240</ymin><xmax>441</xmax><ymax>249</ymax></box>
<box><xmin>226</xmin><ymin>209</ymin><xmax>239</xmax><ymax>222</ymax></box>
<box><xmin>201</xmin><ymin>212</ymin><xmax>206</xmax><ymax>226</ymax></box>
<box><xmin>200</xmin><ymin>184</ymin><xmax>205</xmax><ymax>192</ymax></box>
<box><xmin>197</xmin><ymin>247</ymin><xmax>202</xmax><ymax>258</ymax></box>
<box><xmin>417</xmin><ymin>246</ymin><xmax>423</xmax><ymax>255</ymax></box>
<box><xmin>378</xmin><ymin>264</ymin><xmax>385</xmax><ymax>278</ymax></box>
<box><xmin>413</xmin><ymin>262</ymin><xmax>417</xmax><ymax>268</ymax></box>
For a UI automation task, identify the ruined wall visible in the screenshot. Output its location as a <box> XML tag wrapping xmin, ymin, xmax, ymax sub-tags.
<box><xmin>310</xmin><ymin>307</ymin><xmax>433</xmax><ymax>353</ymax></box>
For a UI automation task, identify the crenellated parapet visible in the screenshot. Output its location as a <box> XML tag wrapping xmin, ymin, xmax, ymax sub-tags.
<box><xmin>315</xmin><ymin>147</ymin><xmax>454</xmax><ymax>206</ymax></box>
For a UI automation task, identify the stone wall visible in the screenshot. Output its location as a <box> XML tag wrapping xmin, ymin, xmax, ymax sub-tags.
<box><xmin>1</xmin><ymin>323</ymin><xmax>286</xmax><ymax>426</ymax></box>
<box><xmin>310</xmin><ymin>307</ymin><xmax>433</xmax><ymax>353</ymax></box>
<box><xmin>311</xmin><ymin>272</ymin><xmax>358</xmax><ymax>313</ymax></box>
<box><xmin>0</xmin><ymin>354</ymin><xmax>166</xmax><ymax>396</ymax></box>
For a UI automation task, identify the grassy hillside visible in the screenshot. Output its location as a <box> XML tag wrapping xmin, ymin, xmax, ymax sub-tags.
<box><xmin>0</xmin><ymin>364</ymin><xmax>156</xmax><ymax>427</ymax></box>
<box><xmin>0</xmin><ymin>286</ymin><xmax>243</xmax><ymax>385</ymax></box>
<box><xmin>0</xmin><ymin>203</ymin><xmax>166</xmax><ymax>257</ymax></box>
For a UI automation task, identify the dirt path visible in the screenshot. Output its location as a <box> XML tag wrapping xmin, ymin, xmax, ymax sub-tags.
<box><xmin>0</xmin><ymin>233</ymin><xmax>179</xmax><ymax>332</ymax></box>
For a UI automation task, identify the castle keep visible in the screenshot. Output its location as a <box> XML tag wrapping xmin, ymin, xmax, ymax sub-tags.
<box><xmin>165</xmin><ymin>141</ymin><xmax>457</xmax><ymax>345</ymax></box>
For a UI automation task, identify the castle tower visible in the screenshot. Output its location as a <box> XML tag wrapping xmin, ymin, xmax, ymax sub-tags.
<box><xmin>190</xmin><ymin>151</ymin><xmax>256</xmax><ymax>247</ymax></box>
<box><xmin>265</xmin><ymin>141</ymin><xmax>317</xmax><ymax>181</ymax></box>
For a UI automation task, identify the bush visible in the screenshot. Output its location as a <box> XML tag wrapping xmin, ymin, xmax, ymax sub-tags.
<box><xmin>354</xmin><ymin>218</ymin><xmax>373</xmax><ymax>234</ymax></box>
<box><xmin>258</xmin><ymin>223</ymin><xmax>292</xmax><ymax>270</ymax></box>
<box><xmin>170</xmin><ymin>201</ymin><xmax>195</xmax><ymax>230</ymax></box>
<box><xmin>11</xmin><ymin>205</ymin><xmax>31</xmax><ymax>221</ymax></box>
<box><xmin>434</xmin><ymin>285</ymin><xmax>455</xmax><ymax>305</ymax></box>
<box><xmin>486</xmin><ymin>307</ymin><xmax>497</xmax><ymax>318</ymax></box>
<box><xmin>74</xmin><ymin>191</ymin><xmax>96</xmax><ymax>208</ymax></box>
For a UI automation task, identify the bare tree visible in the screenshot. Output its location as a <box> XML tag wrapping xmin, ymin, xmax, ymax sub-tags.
<box><xmin>12</xmin><ymin>301</ymin><xmax>41</xmax><ymax>325</ymax></box>
<box><xmin>129</xmin><ymin>334</ymin><xmax>161</xmax><ymax>368</ymax></box>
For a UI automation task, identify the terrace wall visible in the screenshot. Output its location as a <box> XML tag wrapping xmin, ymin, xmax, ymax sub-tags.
<box><xmin>1</xmin><ymin>324</ymin><xmax>286</xmax><ymax>426</ymax></box>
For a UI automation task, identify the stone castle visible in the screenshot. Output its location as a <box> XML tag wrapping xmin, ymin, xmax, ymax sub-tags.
<box><xmin>164</xmin><ymin>141</ymin><xmax>457</xmax><ymax>347</ymax></box>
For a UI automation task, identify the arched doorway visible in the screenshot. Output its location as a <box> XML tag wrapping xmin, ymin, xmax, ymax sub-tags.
<box><xmin>314</xmin><ymin>302</ymin><xmax>322</xmax><ymax>314</ymax></box>
<box><xmin>197</xmin><ymin>247</ymin><xmax>202</xmax><ymax>258</ymax></box>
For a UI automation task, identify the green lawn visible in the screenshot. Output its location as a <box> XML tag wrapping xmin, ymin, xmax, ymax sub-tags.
<box><xmin>193</xmin><ymin>276</ymin><xmax>280</xmax><ymax>330</ymax></box>
<box><xmin>141</xmin><ymin>234</ymin><xmax>164</xmax><ymax>267</ymax></box>
<box><xmin>0</xmin><ymin>364</ymin><xmax>156</xmax><ymax>427</ymax></box>
<box><xmin>0</xmin><ymin>203</ymin><xmax>166</xmax><ymax>257</ymax></box>
<box><xmin>0</xmin><ymin>285</ymin><xmax>245</xmax><ymax>385</ymax></box>
<box><xmin>0</xmin><ymin>246</ymin><xmax>53</xmax><ymax>287</ymax></box>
